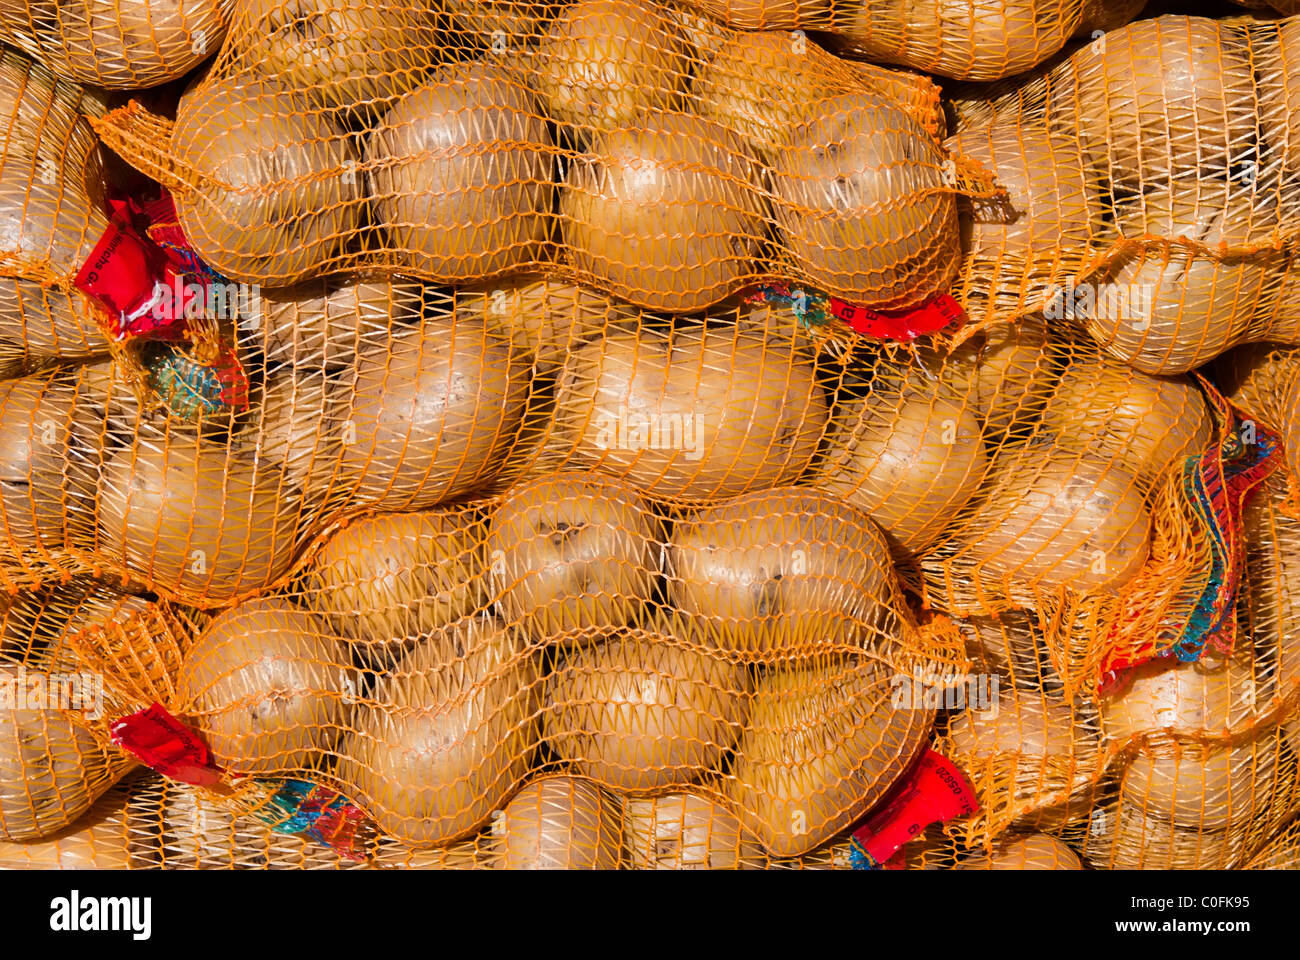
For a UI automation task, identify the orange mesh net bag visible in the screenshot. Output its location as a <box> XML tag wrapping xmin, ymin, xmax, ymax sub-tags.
<box><xmin>946</xmin><ymin>14</ymin><xmax>1300</xmax><ymax>376</ymax></box>
<box><xmin>87</xmin><ymin>0</ymin><xmax>998</xmax><ymax>311</ymax></box>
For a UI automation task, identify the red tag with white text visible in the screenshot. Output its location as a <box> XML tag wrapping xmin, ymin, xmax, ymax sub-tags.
<box><xmin>109</xmin><ymin>703</ymin><xmax>224</xmax><ymax>788</ymax></box>
<box><xmin>851</xmin><ymin>750</ymin><xmax>978</xmax><ymax>866</ymax></box>
<box><xmin>832</xmin><ymin>294</ymin><xmax>966</xmax><ymax>342</ymax></box>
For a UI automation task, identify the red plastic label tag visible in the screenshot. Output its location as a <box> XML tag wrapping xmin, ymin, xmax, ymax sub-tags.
<box><xmin>76</xmin><ymin>189</ymin><xmax>215</xmax><ymax>341</ymax></box>
<box><xmin>851</xmin><ymin>750</ymin><xmax>978</xmax><ymax>866</ymax></box>
<box><xmin>831</xmin><ymin>293</ymin><xmax>966</xmax><ymax>342</ymax></box>
<box><xmin>109</xmin><ymin>703</ymin><xmax>224</xmax><ymax>788</ymax></box>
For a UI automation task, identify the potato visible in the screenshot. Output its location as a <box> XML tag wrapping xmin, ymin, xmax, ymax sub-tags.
<box><xmin>1100</xmin><ymin>653</ymin><xmax>1261</xmax><ymax>742</ymax></box>
<box><xmin>494</xmin><ymin>775</ymin><xmax>624</xmax><ymax>869</ymax></box>
<box><xmin>173</xmin><ymin>77</ymin><xmax>364</xmax><ymax>285</ymax></box>
<box><xmin>1087</xmin><ymin>803</ymin><xmax>1246</xmax><ymax>870</ymax></box>
<box><xmin>370</xmin><ymin>836</ymin><xmax>490</xmax><ymax>869</ymax></box>
<box><xmin>668</xmin><ymin>487</ymin><xmax>895</xmax><ymax>659</ymax></box>
<box><xmin>687</xmin><ymin>0</ymin><xmax>829</xmax><ymax>30</ymax></box>
<box><xmin>306</xmin><ymin>508</ymin><xmax>487</xmax><ymax>667</ymax></box>
<box><xmin>1048</xmin><ymin>15</ymin><xmax>1257</xmax><ymax>191</ymax></box>
<box><xmin>533</xmin><ymin>0</ymin><xmax>693</xmax><ymax>136</ymax></box>
<box><xmin>1041</xmin><ymin>359</ymin><xmax>1214</xmax><ymax>482</ymax></box>
<box><xmin>1120</xmin><ymin>737</ymin><xmax>1278</xmax><ymax>832</ymax></box>
<box><xmin>946</xmin><ymin>119</ymin><xmax>1098</xmax><ymax>260</ymax></box>
<box><xmin>338</xmin><ymin>616</ymin><xmax>538</xmax><ymax>847</ymax></box>
<box><xmin>236</xmin><ymin>277</ymin><xmax>423</xmax><ymax>371</ymax></box>
<box><xmin>228</xmin><ymin>0</ymin><xmax>441</xmax><ymax>108</ymax></box>
<box><xmin>947</xmin><ymin>686</ymin><xmax>1097</xmax><ymax>833</ymax></box>
<box><xmin>555</xmin><ymin>325</ymin><xmax>827</xmax><ymax>501</ymax></box>
<box><xmin>455</xmin><ymin>278</ymin><xmax>627</xmax><ymax>373</ymax></box>
<box><xmin>958</xmin><ymin>454</ymin><xmax>1150</xmax><ymax>594</ymax></box>
<box><xmin>544</xmin><ymin>628</ymin><xmax>749</xmax><ymax>793</ymax></box>
<box><xmin>369</xmin><ymin>61</ymin><xmax>553</xmax><ymax>282</ymax></box>
<box><xmin>0</xmin><ymin>580</ymin><xmax>151</xmax><ymax>675</ymax></box>
<box><xmin>772</xmin><ymin>92</ymin><xmax>958</xmax><ymax>308</ymax></box>
<box><xmin>833</xmin><ymin>0</ymin><xmax>1080</xmax><ymax>81</ymax></box>
<box><xmin>956</xmin><ymin>834</ymin><xmax>1082</xmax><ymax>869</ymax></box>
<box><xmin>0</xmin><ymin>664</ymin><xmax>128</xmax><ymax>841</ymax></box>
<box><xmin>958</xmin><ymin>613</ymin><xmax>1048</xmax><ymax>687</ymax></box>
<box><xmin>728</xmin><ymin>655</ymin><xmax>934</xmax><ymax>858</ymax></box>
<box><xmin>919</xmin><ymin>318</ymin><xmax>1054</xmax><ymax>438</ymax></box>
<box><xmin>0</xmin><ymin>789</ymin><xmax>132</xmax><ymax>869</ymax></box>
<box><xmin>1242</xmin><ymin>477</ymin><xmax>1300</xmax><ymax>698</ymax></box>
<box><xmin>177</xmin><ymin>598</ymin><xmax>357</xmax><ymax>777</ymax></box>
<box><xmin>438</xmin><ymin>0</ymin><xmax>555</xmax><ymax>47</ymax></box>
<box><xmin>246</xmin><ymin>366</ymin><xmax>340</xmax><ymax>501</ymax></box>
<box><xmin>0</xmin><ymin>374</ymin><xmax>79</xmax><ymax>553</ymax></box>
<box><xmin>695</xmin><ymin>29</ymin><xmax>861</xmax><ymax>160</ymax></box>
<box><xmin>819</xmin><ymin>380</ymin><xmax>986</xmax><ymax>554</ymax></box>
<box><xmin>561</xmin><ymin>111</ymin><xmax>766</xmax><ymax>313</ymax></box>
<box><xmin>332</xmin><ymin>314</ymin><xmax>532</xmax><ymax>513</ymax></box>
<box><xmin>625</xmin><ymin>791</ymin><xmax>763</xmax><ymax>869</ymax></box>
<box><xmin>97</xmin><ymin>439</ymin><xmax>301</xmax><ymax>603</ymax></box>
<box><xmin>485</xmin><ymin>474</ymin><xmax>660</xmax><ymax>645</ymax></box>
<box><xmin>1084</xmin><ymin>191</ymin><xmax>1276</xmax><ymax>376</ymax></box>
<box><xmin>1261</xmin><ymin>17</ymin><xmax>1300</xmax><ymax>173</ymax></box>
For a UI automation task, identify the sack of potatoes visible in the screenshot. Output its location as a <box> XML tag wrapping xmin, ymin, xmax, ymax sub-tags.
<box><xmin>80</xmin><ymin>0</ymin><xmax>1010</xmax><ymax>316</ymax></box>
<box><xmin>0</xmin><ymin>0</ymin><xmax>1297</xmax><ymax>880</ymax></box>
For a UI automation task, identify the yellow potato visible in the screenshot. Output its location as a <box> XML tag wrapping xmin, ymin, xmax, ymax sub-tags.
<box><xmin>728</xmin><ymin>654</ymin><xmax>934</xmax><ymax>858</ymax></box>
<box><xmin>97</xmin><ymin>439</ymin><xmax>301</xmax><ymax>603</ymax></box>
<box><xmin>956</xmin><ymin>834</ymin><xmax>1082</xmax><ymax>869</ymax></box>
<box><xmin>369</xmin><ymin>61</ymin><xmax>554</xmax><ymax>282</ymax></box>
<box><xmin>306</xmin><ymin>508</ymin><xmax>487</xmax><ymax>668</ymax></box>
<box><xmin>1041</xmin><ymin>358</ymin><xmax>1215</xmax><ymax>482</ymax></box>
<box><xmin>958</xmin><ymin>454</ymin><xmax>1151</xmax><ymax>595</ymax></box>
<box><xmin>819</xmin><ymin>380</ymin><xmax>987</xmax><ymax>553</ymax></box>
<box><xmin>544</xmin><ymin>628</ymin><xmax>749</xmax><ymax>793</ymax></box>
<box><xmin>772</xmin><ymin>92</ymin><xmax>958</xmax><ymax>308</ymax></box>
<box><xmin>494</xmin><ymin>774</ymin><xmax>625</xmax><ymax>869</ymax></box>
<box><xmin>533</xmin><ymin>0</ymin><xmax>693</xmax><ymax>136</ymax></box>
<box><xmin>625</xmin><ymin>791</ymin><xmax>763</xmax><ymax>869</ymax></box>
<box><xmin>332</xmin><ymin>314</ymin><xmax>532</xmax><ymax>513</ymax></box>
<box><xmin>177</xmin><ymin>598</ymin><xmax>358</xmax><ymax>776</ymax></box>
<box><xmin>562</xmin><ymin>110</ymin><xmax>767</xmax><ymax>313</ymax></box>
<box><xmin>668</xmin><ymin>486</ymin><xmax>895</xmax><ymax>659</ymax></box>
<box><xmin>337</xmin><ymin>616</ymin><xmax>538</xmax><ymax>847</ymax></box>
<box><xmin>555</xmin><ymin>325</ymin><xmax>827</xmax><ymax>501</ymax></box>
<box><xmin>485</xmin><ymin>473</ymin><xmax>661</xmax><ymax>645</ymax></box>
<box><xmin>1048</xmin><ymin>15</ymin><xmax>1257</xmax><ymax>191</ymax></box>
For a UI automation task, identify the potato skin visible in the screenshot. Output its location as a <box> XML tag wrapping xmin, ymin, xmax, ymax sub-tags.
<box><xmin>544</xmin><ymin>630</ymin><xmax>749</xmax><ymax>793</ymax></box>
<box><xmin>956</xmin><ymin>834</ymin><xmax>1082</xmax><ymax>870</ymax></box>
<box><xmin>555</xmin><ymin>326</ymin><xmax>827</xmax><ymax>502</ymax></box>
<box><xmin>819</xmin><ymin>382</ymin><xmax>987</xmax><ymax>553</ymax></box>
<box><xmin>306</xmin><ymin>508</ymin><xmax>487</xmax><ymax>668</ymax></box>
<box><xmin>959</xmin><ymin>455</ymin><xmax>1151</xmax><ymax>595</ymax></box>
<box><xmin>337</xmin><ymin>617</ymin><xmax>539</xmax><ymax>847</ymax></box>
<box><xmin>177</xmin><ymin>598</ymin><xmax>358</xmax><ymax>777</ymax></box>
<box><xmin>560</xmin><ymin>111</ymin><xmax>767</xmax><ymax>314</ymax></box>
<box><xmin>333</xmin><ymin>314</ymin><xmax>532</xmax><ymax>513</ymax></box>
<box><xmin>668</xmin><ymin>487</ymin><xmax>895</xmax><ymax>660</ymax></box>
<box><xmin>369</xmin><ymin>61</ymin><xmax>553</xmax><ymax>282</ymax></box>
<box><xmin>494</xmin><ymin>775</ymin><xmax>625</xmax><ymax>869</ymax></box>
<box><xmin>485</xmin><ymin>474</ymin><xmax>661</xmax><ymax>645</ymax></box>
<box><xmin>727</xmin><ymin>655</ymin><xmax>934</xmax><ymax>858</ymax></box>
